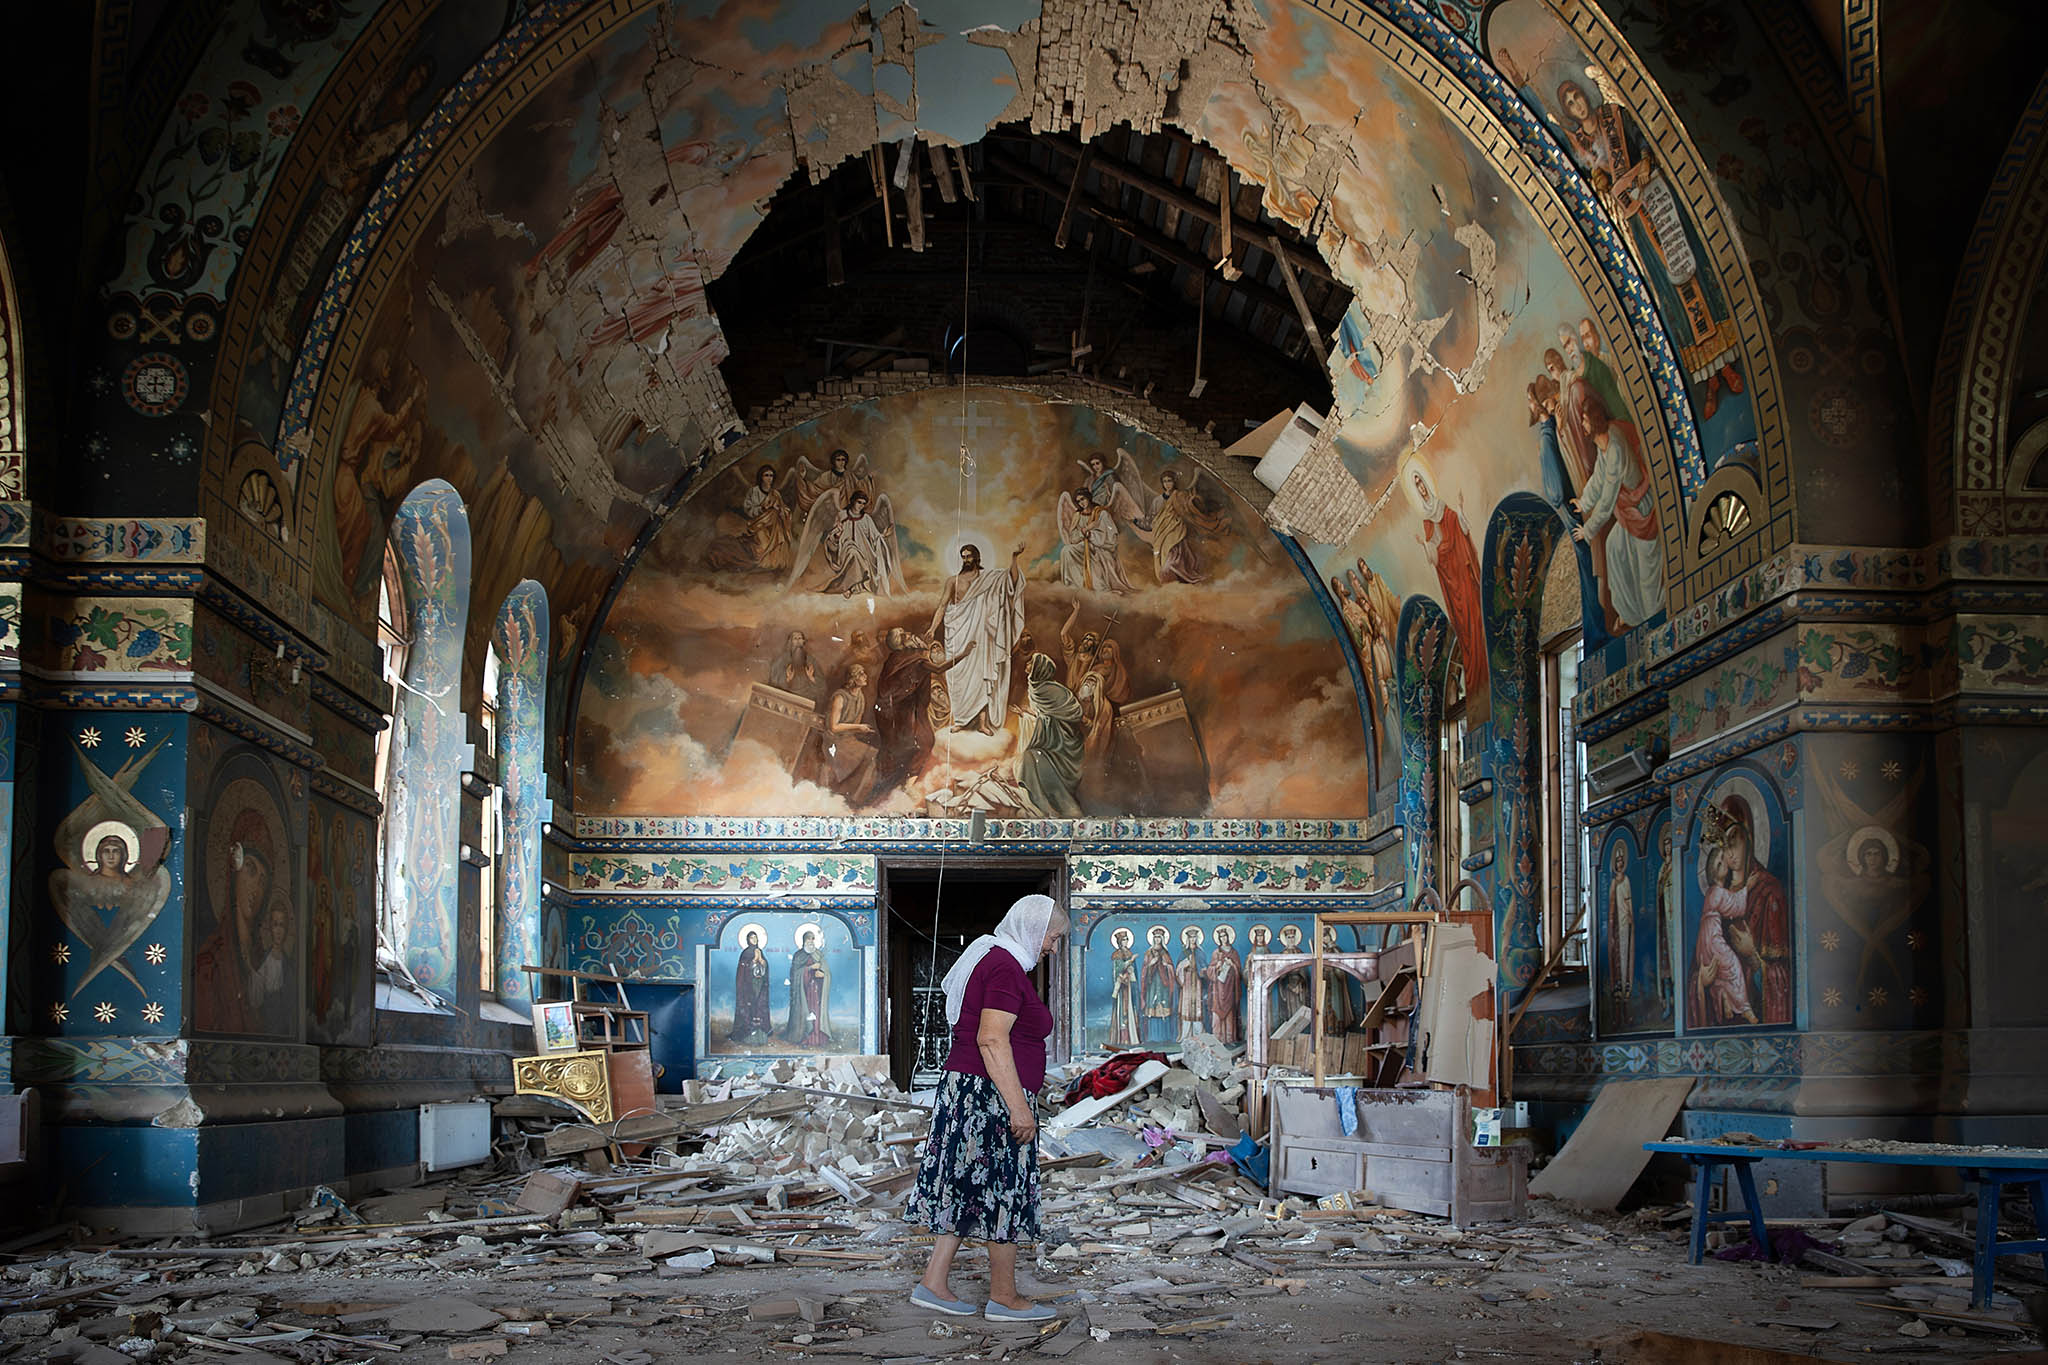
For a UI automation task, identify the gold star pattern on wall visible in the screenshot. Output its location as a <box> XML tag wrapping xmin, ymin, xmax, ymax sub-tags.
<box><xmin>1881</xmin><ymin>760</ymin><xmax>1901</xmax><ymax>780</ymax></box>
<box><xmin>52</xmin><ymin>942</ymin><xmax>70</xmax><ymax>964</ymax></box>
<box><xmin>1909</xmin><ymin>988</ymin><xmax>1928</xmax><ymax>1007</ymax></box>
<box><xmin>144</xmin><ymin>943</ymin><xmax>167</xmax><ymax>965</ymax></box>
<box><xmin>1822</xmin><ymin>988</ymin><xmax>1843</xmax><ymax>1007</ymax></box>
<box><xmin>124</xmin><ymin>726</ymin><xmax>147</xmax><ymax>748</ymax></box>
<box><xmin>78</xmin><ymin>726</ymin><xmax>101</xmax><ymax>748</ymax></box>
<box><xmin>1905</xmin><ymin>931</ymin><xmax>1926</xmax><ymax>951</ymax></box>
<box><xmin>50</xmin><ymin>1003</ymin><xmax>68</xmax><ymax>1024</ymax></box>
<box><xmin>1819</xmin><ymin>931</ymin><xmax>1840</xmax><ymax>951</ymax></box>
<box><xmin>1868</xmin><ymin>987</ymin><xmax>1889</xmax><ymax>1007</ymax></box>
<box><xmin>93</xmin><ymin>1002</ymin><xmax>117</xmax><ymax>1023</ymax></box>
<box><xmin>1839</xmin><ymin>760</ymin><xmax>1860</xmax><ymax>779</ymax></box>
<box><xmin>142</xmin><ymin>1002</ymin><xmax>165</xmax><ymax>1024</ymax></box>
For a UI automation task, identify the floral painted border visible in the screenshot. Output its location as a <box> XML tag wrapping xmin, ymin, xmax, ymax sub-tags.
<box><xmin>1956</xmin><ymin>615</ymin><xmax>2048</xmax><ymax>690</ymax></box>
<box><xmin>40</xmin><ymin>516</ymin><xmax>205</xmax><ymax>563</ymax></box>
<box><xmin>45</xmin><ymin>598</ymin><xmax>194</xmax><ymax>672</ymax></box>
<box><xmin>569</xmin><ymin>853</ymin><xmax>878</xmax><ymax>896</ymax></box>
<box><xmin>1068</xmin><ymin>854</ymin><xmax>1380</xmax><ymax>896</ymax></box>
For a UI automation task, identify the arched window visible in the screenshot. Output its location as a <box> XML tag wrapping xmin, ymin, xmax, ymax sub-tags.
<box><xmin>374</xmin><ymin>547</ymin><xmax>410</xmax><ymax>947</ymax></box>
<box><xmin>378</xmin><ymin>480</ymin><xmax>472</xmax><ymax>1004</ymax></box>
<box><xmin>1541</xmin><ymin>631</ymin><xmax>1590</xmax><ymax>968</ymax></box>
<box><xmin>491</xmin><ymin>581</ymin><xmax>549</xmax><ymax>1005</ymax></box>
<box><xmin>478</xmin><ymin>643</ymin><xmax>501</xmax><ymax>994</ymax></box>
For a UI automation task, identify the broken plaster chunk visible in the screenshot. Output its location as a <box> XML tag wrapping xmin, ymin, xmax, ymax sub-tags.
<box><xmin>1179</xmin><ymin>1033</ymin><xmax>1233</xmax><ymax>1081</ymax></box>
<box><xmin>2</xmin><ymin>1312</ymin><xmax>57</xmax><ymax>1339</ymax></box>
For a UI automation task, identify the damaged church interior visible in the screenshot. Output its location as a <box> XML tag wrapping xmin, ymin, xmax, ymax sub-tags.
<box><xmin>3</xmin><ymin>0</ymin><xmax>2048</xmax><ymax>1358</ymax></box>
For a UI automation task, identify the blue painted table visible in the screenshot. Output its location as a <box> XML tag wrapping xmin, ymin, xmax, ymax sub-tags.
<box><xmin>1644</xmin><ymin>1140</ymin><xmax>2048</xmax><ymax>1309</ymax></box>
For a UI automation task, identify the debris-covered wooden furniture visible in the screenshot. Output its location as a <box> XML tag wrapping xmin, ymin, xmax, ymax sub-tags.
<box><xmin>517</xmin><ymin>965</ymin><xmax>658</xmax><ymax>1139</ymax></box>
<box><xmin>1269</xmin><ymin>1083</ymin><xmax>1527</xmax><ymax>1226</ymax></box>
<box><xmin>1243</xmin><ymin>948</ymin><xmax>1382</xmax><ymax>1134</ymax></box>
<box><xmin>521</xmin><ymin>964</ymin><xmax>651</xmax><ymax>1052</ymax></box>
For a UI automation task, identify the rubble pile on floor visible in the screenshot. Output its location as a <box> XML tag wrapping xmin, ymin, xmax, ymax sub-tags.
<box><xmin>3</xmin><ymin>1049</ymin><xmax>2045</xmax><ymax>1361</ymax></box>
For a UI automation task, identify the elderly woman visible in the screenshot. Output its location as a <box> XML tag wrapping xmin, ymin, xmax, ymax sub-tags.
<box><xmin>907</xmin><ymin>894</ymin><xmax>1067</xmax><ymax>1322</ymax></box>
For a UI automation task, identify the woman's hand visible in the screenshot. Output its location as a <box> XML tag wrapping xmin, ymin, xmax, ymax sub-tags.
<box><xmin>1008</xmin><ymin>1106</ymin><xmax>1038</xmax><ymax>1146</ymax></box>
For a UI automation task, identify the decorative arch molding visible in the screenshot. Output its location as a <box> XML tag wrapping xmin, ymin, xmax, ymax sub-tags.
<box><xmin>1467</xmin><ymin>0</ymin><xmax>1792</xmax><ymax>603</ymax></box>
<box><xmin>193</xmin><ymin>0</ymin><xmax>645</xmax><ymax>633</ymax></box>
<box><xmin>1396</xmin><ymin>594</ymin><xmax>1453</xmax><ymax>903</ymax></box>
<box><xmin>1480</xmin><ymin>491</ymin><xmax>1565</xmax><ymax>992</ymax></box>
<box><xmin>1377</xmin><ymin>0</ymin><xmax>1705</xmax><ymax>500</ymax></box>
<box><xmin>0</xmin><ymin>222</ymin><xmax>24</xmax><ymax>497</ymax></box>
<box><xmin>198</xmin><ymin>0</ymin><xmax>1714</xmax><ymax>639</ymax></box>
<box><xmin>491</xmin><ymin>579</ymin><xmax>549</xmax><ymax>1004</ymax></box>
<box><xmin>1739</xmin><ymin>0</ymin><xmax>1902</xmax><ymax>385</ymax></box>
<box><xmin>1686</xmin><ymin>461</ymin><xmax>1768</xmax><ymax>587</ymax></box>
<box><xmin>192</xmin><ymin>0</ymin><xmax>467</xmax><ymax>580</ymax></box>
<box><xmin>1929</xmin><ymin>68</ymin><xmax>2048</xmax><ymax>535</ymax></box>
<box><xmin>381</xmin><ymin>478</ymin><xmax>471</xmax><ymax>999</ymax></box>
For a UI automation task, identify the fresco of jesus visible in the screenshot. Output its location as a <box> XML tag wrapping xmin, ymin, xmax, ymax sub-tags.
<box><xmin>927</xmin><ymin>542</ymin><xmax>1026</xmax><ymax>733</ymax></box>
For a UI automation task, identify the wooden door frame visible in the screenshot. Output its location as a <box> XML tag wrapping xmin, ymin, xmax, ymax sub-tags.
<box><xmin>876</xmin><ymin>855</ymin><xmax>1072</xmax><ymax>1071</ymax></box>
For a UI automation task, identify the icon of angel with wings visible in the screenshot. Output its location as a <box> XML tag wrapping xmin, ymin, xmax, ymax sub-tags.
<box><xmin>1142</xmin><ymin>460</ymin><xmax>1234</xmax><ymax>584</ymax></box>
<box><xmin>1058</xmin><ymin>449</ymin><xmax>1154</xmax><ymax>595</ymax></box>
<box><xmin>786</xmin><ymin>450</ymin><xmax>907</xmax><ymax>597</ymax></box>
<box><xmin>703</xmin><ymin>462</ymin><xmax>799</xmax><ymax>575</ymax></box>
<box><xmin>50</xmin><ymin>736</ymin><xmax>174</xmax><ymax>998</ymax></box>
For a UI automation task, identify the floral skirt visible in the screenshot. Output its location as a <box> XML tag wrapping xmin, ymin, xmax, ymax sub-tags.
<box><xmin>904</xmin><ymin>1071</ymin><xmax>1040</xmax><ymax>1244</ymax></box>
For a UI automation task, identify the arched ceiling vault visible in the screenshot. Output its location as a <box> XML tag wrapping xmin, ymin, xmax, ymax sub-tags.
<box><xmin>78</xmin><ymin>0</ymin><xmax>1908</xmax><ymax>735</ymax></box>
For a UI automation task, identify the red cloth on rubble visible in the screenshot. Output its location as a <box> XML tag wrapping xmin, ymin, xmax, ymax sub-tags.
<box><xmin>1061</xmin><ymin>1051</ymin><xmax>1169</xmax><ymax>1106</ymax></box>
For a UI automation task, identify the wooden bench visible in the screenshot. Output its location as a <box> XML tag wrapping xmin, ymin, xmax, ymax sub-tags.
<box><xmin>1644</xmin><ymin>1139</ymin><xmax>2048</xmax><ymax>1309</ymax></box>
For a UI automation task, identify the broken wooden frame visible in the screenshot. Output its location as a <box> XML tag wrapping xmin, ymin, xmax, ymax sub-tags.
<box><xmin>1242</xmin><ymin>949</ymin><xmax>1383</xmax><ymax>1137</ymax></box>
<box><xmin>1310</xmin><ymin>909</ymin><xmax>1445</xmax><ymax>1088</ymax></box>
<box><xmin>519</xmin><ymin>964</ymin><xmax>652</xmax><ymax>1053</ymax></box>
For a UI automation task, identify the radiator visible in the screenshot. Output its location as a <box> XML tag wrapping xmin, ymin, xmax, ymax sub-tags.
<box><xmin>419</xmin><ymin>1100</ymin><xmax>492</xmax><ymax>1172</ymax></box>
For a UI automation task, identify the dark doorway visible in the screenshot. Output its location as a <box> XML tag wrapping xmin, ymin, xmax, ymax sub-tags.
<box><xmin>882</xmin><ymin>862</ymin><xmax>1064</xmax><ymax>1094</ymax></box>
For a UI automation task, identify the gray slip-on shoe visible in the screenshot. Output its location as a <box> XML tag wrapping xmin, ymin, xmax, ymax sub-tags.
<box><xmin>910</xmin><ymin>1285</ymin><xmax>979</xmax><ymax>1316</ymax></box>
<box><xmin>983</xmin><ymin>1300</ymin><xmax>1057</xmax><ymax>1322</ymax></box>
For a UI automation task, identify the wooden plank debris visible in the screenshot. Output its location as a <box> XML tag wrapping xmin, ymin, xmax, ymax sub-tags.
<box><xmin>516</xmin><ymin>1170</ymin><xmax>582</xmax><ymax>1217</ymax></box>
<box><xmin>1045</xmin><ymin>1060</ymin><xmax>1169</xmax><ymax>1134</ymax></box>
<box><xmin>1528</xmin><ymin>1078</ymin><xmax>1695</xmax><ymax>1210</ymax></box>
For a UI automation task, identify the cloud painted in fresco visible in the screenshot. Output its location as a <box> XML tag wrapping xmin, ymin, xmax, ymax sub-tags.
<box><xmin>576</xmin><ymin>387</ymin><xmax>1370</xmax><ymax>818</ymax></box>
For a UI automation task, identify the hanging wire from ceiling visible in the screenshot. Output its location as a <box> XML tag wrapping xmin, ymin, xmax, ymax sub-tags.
<box><xmin>918</xmin><ymin>171</ymin><xmax>979</xmax><ymax>1072</ymax></box>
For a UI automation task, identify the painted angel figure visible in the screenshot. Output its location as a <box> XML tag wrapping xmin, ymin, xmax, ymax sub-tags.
<box><xmin>1056</xmin><ymin>486</ymin><xmax>1142</xmax><ymax>594</ymax></box>
<box><xmin>786</xmin><ymin>450</ymin><xmax>907</xmax><ymax>596</ymax></box>
<box><xmin>704</xmin><ymin>463</ymin><xmax>797</xmax><ymax>574</ymax></box>
<box><xmin>49</xmin><ymin>737</ymin><xmax>174</xmax><ymax>998</ymax></box>
<box><xmin>1145</xmin><ymin>465</ymin><xmax>1233</xmax><ymax>584</ymax></box>
<box><xmin>1348</xmin><ymin>560</ymin><xmax>1401</xmax><ymax>738</ymax></box>
<box><xmin>1810</xmin><ymin>762</ymin><xmax>1929</xmax><ymax>991</ymax></box>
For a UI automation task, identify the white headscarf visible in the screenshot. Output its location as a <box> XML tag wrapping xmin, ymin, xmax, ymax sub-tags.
<box><xmin>942</xmin><ymin>893</ymin><xmax>1060</xmax><ymax>1026</ymax></box>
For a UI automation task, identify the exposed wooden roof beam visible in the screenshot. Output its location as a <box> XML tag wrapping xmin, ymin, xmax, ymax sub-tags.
<box><xmin>1034</xmin><ymin>134</ymin><xmax>1338</xmax><ymax>288</ymax></box>
<box><xmin>985</xmin><ymin>148</ymin><xmax>1315</xmax><ymax>346</ymax></box>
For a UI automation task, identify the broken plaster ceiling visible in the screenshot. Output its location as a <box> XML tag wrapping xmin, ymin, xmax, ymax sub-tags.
<box><xmin>315</xmin><ymin>0</ymin><xmax>1623</xmax><ymax>674</ymax></box>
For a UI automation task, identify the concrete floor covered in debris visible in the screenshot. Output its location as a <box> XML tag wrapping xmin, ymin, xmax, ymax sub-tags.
<box><xmin>7</xmin><ymin>1048</ymin><xmax>2048</xmax><ymax>1365</ymax></box>
<box><xmin>3</xmin><ymin>1196</ymin><xmax>2043</xmax><ymax>1364</ymax></box>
